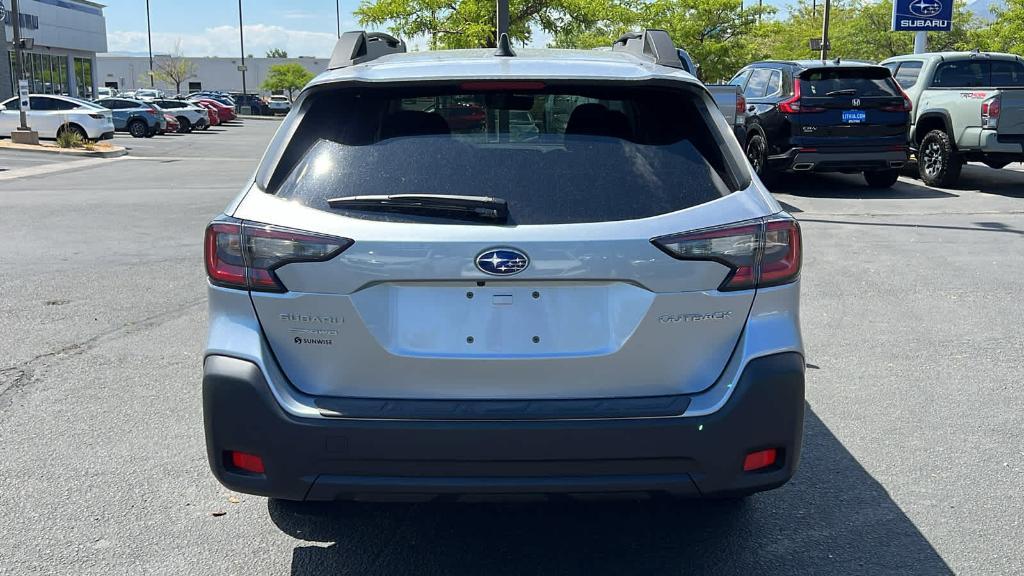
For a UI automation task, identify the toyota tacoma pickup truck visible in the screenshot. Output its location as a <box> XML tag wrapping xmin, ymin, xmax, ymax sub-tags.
<box><xmin>881</xmin><ymin>51</ymin><xmax>1024</xmax><ymax>187</ymax></box>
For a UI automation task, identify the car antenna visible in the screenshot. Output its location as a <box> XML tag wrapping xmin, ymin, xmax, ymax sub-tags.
<box><xmin>834</xmin><ymin>57</ymin><xmax>841</xmax><ymax>65</ymax></box>
<box><xmin>494</xmin><ymin>33</ymin><xmax>516</xmax><ymax>57</ymax></box>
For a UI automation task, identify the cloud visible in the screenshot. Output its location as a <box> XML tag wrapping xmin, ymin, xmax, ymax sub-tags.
<box><xmin>282</xmin><ymin>10</ymin><xmax>316</xmax><ymax>20</ymax></box>
<box><xmin>107</xmin><ymin>23</ymin><xmax>353</xmax><ymax>58</ymax></box>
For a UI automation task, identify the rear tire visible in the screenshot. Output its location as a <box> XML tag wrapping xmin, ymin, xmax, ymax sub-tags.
<box><xmin>745</xmin><ymin>133</ymin><xmax>774</xmax><ymax>185</ymax></box>
<box><xmin>58</xmin><ymin>124</ymin><xmax>89</xmax><ymax>141</ymax></box>
<box><xmin>918</xmin><ymin>129</ymin><xmax>962</xmax><ymax>187</ymax></box>
<box><xmin>864</xmin><ymin>169</ymin><xmax>900</xmax><ymax>188</ymax></box>
<box><xmin>176</xmin><ymin>117</ymin><xmax>192</xmax><ymax>133</ymax></box>
<box><xmin>128</xmin><ymin>120</ymin><xmax>148</xmax><ymax>139</ymax></box>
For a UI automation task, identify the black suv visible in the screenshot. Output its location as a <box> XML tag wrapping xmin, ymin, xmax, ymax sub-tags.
<box><xmin>730</xmin><ymin>60</ymin><xmax>912</xmax><ymax>187</ymax></box>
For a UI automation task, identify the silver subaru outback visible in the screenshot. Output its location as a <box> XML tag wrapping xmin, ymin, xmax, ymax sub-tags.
<box><xmin>203</xmin><ymin>30</ymin><xmax>805</xmax><ymax>501</ymax></box>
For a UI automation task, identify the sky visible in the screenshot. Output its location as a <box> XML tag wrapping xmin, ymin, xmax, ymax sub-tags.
<box><xmin>102</xmin><ymin>0</ymin><xmax>364</xmax><ymax>57</ymax></box>
<box><xmin>102</xmin><ymin>0</ymin><xmax>798</xmax><ymax>58</ymax></box>
<box><xmin>103</xmin><ymin>0</ymin><xmax>1001</xmax><ymax>59</ymax></box>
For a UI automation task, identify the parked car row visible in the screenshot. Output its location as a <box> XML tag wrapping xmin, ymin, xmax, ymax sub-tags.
<box><xmin>92</xmin><ymin>95</ymin><xmax>238</xmax><ymax>138</ymax></box>
<box><xmin>0</xmin><ymin>90</ymin><xmax>250</xmax><ymax>142</ymax></box>
<box><xmin>101</xmin><ymin>88</ymin><xmax>291</xmax><ymax>116</ymax></box>
<box><xmin>726</xmin><ymin>51</ymin><xmax>1024</xmax><ymax>189</ymax></box>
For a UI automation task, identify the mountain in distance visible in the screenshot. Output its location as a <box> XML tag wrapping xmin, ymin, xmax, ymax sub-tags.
<box><xmin>967</xmin><ymin>0</ymin><xmax>1003</xmax><ymax>21</ymax></box>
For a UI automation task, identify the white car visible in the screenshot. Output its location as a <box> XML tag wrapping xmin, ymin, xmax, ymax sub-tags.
<box><xmin>96</xmin><ymin>87</ymin><xmax>117</xmax><ymax>99</ymax></box>
<box><xmin>0</xmin><ymin>94</ymin><xmax>115</xmax><ymax>140</ymax></box>
<box><xmin>147</xmin><ymin>98</ymin><xmax>210</xmax><ymax>132</ymax></box>
<box><xmin>134</xmin><ymin>89</ymin><xmax>165</xmax><ymax>100</ymax></box>
<box><xmin>268</xmin><ymin>95</ymin><xmax>291</xmax><ymax>114</ymax></box>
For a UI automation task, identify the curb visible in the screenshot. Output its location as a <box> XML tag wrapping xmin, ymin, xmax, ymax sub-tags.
<box><xmin>0</xmin><ymin>143</ymin><xmax>128</xmax><ymax>158</ymax></box>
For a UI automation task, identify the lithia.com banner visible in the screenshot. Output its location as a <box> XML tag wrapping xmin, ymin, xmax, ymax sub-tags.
<box><xmin>892</xmin><ymin>0</ymin><xmax>954</xmax><ymax>31</ymax></box>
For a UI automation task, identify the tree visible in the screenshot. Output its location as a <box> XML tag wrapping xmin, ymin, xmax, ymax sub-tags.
<box><xmin>972</xmin><ymin>0</ymin><xmax>1024</xmax><ymax>53</ymax></box>
<box><xmin>758</xmin><ymin>0</ymin><xmax>984</xmax><ymax>65</ymax></box>
<box><xmin>266</xmin><ymin>48</ymin><xmax>289</xmax><ymax>58</ymax></box>
<box><xmin>262</xmin><ymin>63</ymin><xmax>315</xmax><ymax>100</ymax></box>
<box><xmin>152</xmin><ymin>40</ymin><xmax>196</xmax><ymax>95</ymax></box>
<box><xmin>355</xmin><ymin>0</ymin><xmax>622</xmax><ymax>48</ymax></box>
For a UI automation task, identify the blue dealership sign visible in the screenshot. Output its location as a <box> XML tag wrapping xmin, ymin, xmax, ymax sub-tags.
<box><xmin>892</xmin><ymin>0</ymin><xmax>953</xmax><ymax>31</ymax></box>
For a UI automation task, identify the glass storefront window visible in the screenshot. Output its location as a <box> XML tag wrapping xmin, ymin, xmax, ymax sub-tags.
<box><xmin>74</xmin><ymin>57</ymin><xmax>93</xmax><ymax>99</ymax></box>
<box><xmin>32</xmin><ymin>53</ymin><xmax>43</xmax><ymax>93</ymax></box>
<box><xmin>7</xmin><ymin>52</ymin><xmax>83</xmax><ymax>97</ymax></box>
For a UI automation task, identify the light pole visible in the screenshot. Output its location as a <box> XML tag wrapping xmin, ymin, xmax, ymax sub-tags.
<box><xmin>238</xmin><ymin>0</ymin><xmax>247</xmax><ymax>104</ymax></box>
<box><xmin>819</xmin><ymin>0</ymin><xmax>832</xmax><ymax>60</ymax></box>
<box><xmin>336</xmin><ymin>0</ymin><xmax>341</xmax><ymax>38</ymax></box>
<box><xmin>146</xmin><ymin>0</ymin><xmax>154</xmax><ymax>87</ymax></box>
<box><xmin>11</xmin><ymin>0</ymin><xmax>28</xmax><ymax>128</ymax></box>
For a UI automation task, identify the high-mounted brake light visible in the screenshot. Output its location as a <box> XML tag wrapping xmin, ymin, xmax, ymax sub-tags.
<box><xmin>652</xmin><ymin>217</ymin><xmax>801</xmax><ymax>291</ymax></box>
<box><xmin>778</xmin><ymin>81</ymin><xmax>824</xmax><ymax>114</ymax></box>
<box><xmin>982</xmin><ymin>95</ymin><xmax>1000</xmax><ymax>129</ymax></box>
<box><xmin>459</xmin><ymin>81</ymin><xmax>546</xmax><ymax>91</ymax></box>
<box><xmin>204</xmin><ymin>219</ymin><xmax>352</xmax><ymax>293</ymax></box>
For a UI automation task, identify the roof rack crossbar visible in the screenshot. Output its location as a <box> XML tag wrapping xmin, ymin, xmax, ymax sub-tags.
<box><xmin>612</xmin><ymin>29</ymin><xmax>683</xmax><ymax>70</ymax></box>
<box><xmin>329</xmin><ymin>30</ymin><xmax>406</xmax><ymax>70</ymax></box>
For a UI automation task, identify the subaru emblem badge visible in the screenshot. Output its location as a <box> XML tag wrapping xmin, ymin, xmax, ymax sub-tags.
<box><xmin>476</xmin><ymin>248</ymin><xmax>529</xmax><ymax>276</ymax></box>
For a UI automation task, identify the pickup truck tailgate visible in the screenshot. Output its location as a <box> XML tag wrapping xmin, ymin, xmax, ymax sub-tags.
<box><xmin>997</xmin><ymin>90</ymin><xmax>1024</xmax><ymax>137</ymax></box>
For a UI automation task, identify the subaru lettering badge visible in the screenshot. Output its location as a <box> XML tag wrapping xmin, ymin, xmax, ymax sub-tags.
<box><xmin>476</xmin><ymin>249</ymin><xmax>529</xmax><ymax>276</ymax></box>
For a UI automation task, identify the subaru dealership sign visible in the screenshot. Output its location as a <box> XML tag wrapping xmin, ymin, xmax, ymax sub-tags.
<box><xmin>893</xmin><ymin>0</ymin><xmax>953</xmax><ymax>31</ymax></box>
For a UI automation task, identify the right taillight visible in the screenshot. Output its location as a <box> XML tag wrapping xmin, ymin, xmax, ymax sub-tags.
<box><xmin>982</xmin><ymin>95</ymin><xmax>1001</xmax><ymax>129</ymax></box>
<box><xmin>652</xmin><ymin>217</ymin><xmax>801</xmax><ymax>291</ymax></box>
<box><xmin>205</xmin><ymin>219</ymin><xmax>352</xmax><ymax>292</ymax></box>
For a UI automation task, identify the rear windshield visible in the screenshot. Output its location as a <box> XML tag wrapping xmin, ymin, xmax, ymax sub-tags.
<box><xmin>799</xmin><ymin>68</ymin><xmax>900</xmax><ymax>97</ymax></box>
<box><xmin>932</xmin><ymin>60</ymin><xmax>1024</xmax><ymax>88</ymax></box>
<box><xmin>269</xmin><ymin>85</ymin><xmax>744</xmax><ymax>225</ymax></box>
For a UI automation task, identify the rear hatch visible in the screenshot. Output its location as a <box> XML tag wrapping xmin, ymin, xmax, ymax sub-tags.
<box><xmin>234</xmin><ymin>81</ymin><xmax>772</xmax><ymax>400</ymax></box>
<box><xmin>789</xmin><ymin>66</ymin><xmax>909</xmax><ymax>149</ymax></box>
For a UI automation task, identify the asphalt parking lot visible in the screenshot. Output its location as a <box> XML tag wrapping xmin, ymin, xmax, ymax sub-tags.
<box><xmin>0</xmin><ymin>120</ymin><xmax>1021</xmax><ymax>575</ymax></box>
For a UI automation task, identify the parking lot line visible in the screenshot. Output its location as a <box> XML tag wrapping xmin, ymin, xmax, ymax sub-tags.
<box><xmin>0</xmin><ymin>157</ymin><xmax>124</xmax><ymax>182</ymax></box>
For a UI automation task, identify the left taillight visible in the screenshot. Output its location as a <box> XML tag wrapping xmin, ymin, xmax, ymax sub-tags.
<box><xmin>652</xmin><ymin>217</ymin><xmax>801</xmax><ymax>291</ymax></box>
<box><xmin>204</xmin><ymin>219</ymin><xmax>352</xmax><ymax>293</ymax></box>
<box><xmin>982</xmin><ymin>95</ymin><xmax>1001</xmax><ymax>129</ymax></box>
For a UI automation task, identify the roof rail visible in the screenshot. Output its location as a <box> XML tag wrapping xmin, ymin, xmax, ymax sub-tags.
<box><xmin>612</xmin><ymin>29</ymin><xmax>683</xmax><ymax>70</ymax></box>
<box><xmin>328</xmin><ymin>31</ymin><xmax>406</xmax><ymax>70</ymax></box>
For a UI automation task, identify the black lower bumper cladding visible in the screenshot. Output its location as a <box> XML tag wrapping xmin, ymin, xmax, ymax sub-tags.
<box><xmin>203</xmin><ymin>353</ymin><xmax>805</xmax><ymax>501</ymax></box>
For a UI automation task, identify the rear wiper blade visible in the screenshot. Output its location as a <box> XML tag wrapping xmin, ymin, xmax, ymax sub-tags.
<box><xmin>327</xmin><ymin>194</ymin><xmax>509</xmax><ymax>221</ymax></box>
<box><xmin>825</xmin><ymin>89</ymin><xmax>858</xmax><ymax>96</ymax></box>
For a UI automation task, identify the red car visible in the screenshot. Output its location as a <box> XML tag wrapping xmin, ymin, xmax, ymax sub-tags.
<box><xmin>163</xmin><ymin>114</ymin><xmax>180</xmax><ymax>133</ymax></box>
<box><xmin>193</xmin><ymin>99</ymin><xmax>236</xmax><ymax>123</ymax></box>
<box><xmin>204</xmin><ymin>106</ymin><xmax>221</xmax><ymax>127</ymax></box>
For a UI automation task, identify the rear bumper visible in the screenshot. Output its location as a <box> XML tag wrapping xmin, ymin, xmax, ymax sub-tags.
<box><xmin>770</xmin><ymin>147</ymin><xmax>908</xmax><ymax>172</ymax></box>
<box><xmin>203</xmin><ymin>352</ymin><xmax>805</xmax><ymax>501</ymax></box>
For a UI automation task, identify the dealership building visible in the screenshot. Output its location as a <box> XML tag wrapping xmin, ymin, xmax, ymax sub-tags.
<box><xmin>0</xmin><ymin>0</ymin><xmax>107</xmax><ymax>100</ymax></box>
<box><xmin>94</xmin><ymin>55</ymin><xmax>328</xmax><ymax>96</ymax></box>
